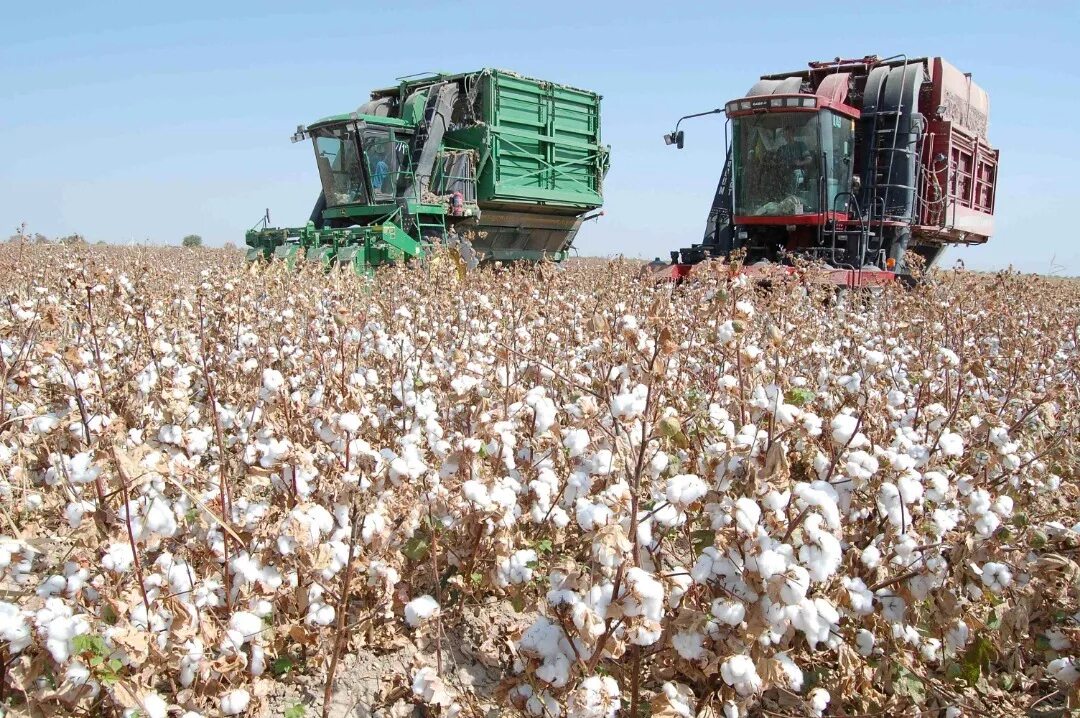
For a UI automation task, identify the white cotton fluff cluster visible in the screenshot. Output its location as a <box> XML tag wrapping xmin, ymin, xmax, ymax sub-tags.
<box><xmin>610</xmin><ymin>384</ymin><xmax>648</xmax><ymax>419</ymax></box>
<box><xmin>337</xmin><ymin>412</ymin><xmax>362</xmax><ymax>434</ymax></box>
<box><xmin>808</xmin><ymin>687</ymin><xmax>831</xmax><ymax>716</ymax></box>
<box><xmin>519</xmin><ymin>616</ymin><xmax>575</xmax><ymax>687</ymax></box>
<box><xmin>261</xmin><ymin>368</ymin><xmax>285</xmax><ymax>393</ymax></box>
<box><xmin>497</xmin><ymin>549</ymin><xmax>537</xmax><ymax>587</ymax></box>
<box><xmin>621</xmin><ymin>568</ymin><xmax>665</xmax><ymax>645</ymax></box>
<box><xmin>412</xmin><ymin>666</ymin><xmax>455</xmax><ymax>707</ymax></box>
<box><xmin>1048</xmin><ymin>657</ymin><xmax>1079</xmax><ymax>685</ymax></box>
<box><xmin>225</xmin><ymin>611</ymin><xmax>264</xmax><ymax>650</ymax></box>
<box><xmin>0</xmin><ymin>601</ymin><xmax>32</xmax><ymax>652</ymax></box>
<box><xmin>666</xmin><ymin>474</ymin><xmax>707</xmax><ymax>507</ymax></box>
<box><xmin>980</xmin><ymin>562</ymin><xmax>1013</xmax><ymax>593</ymax></box>
<box><xmin>720</xmin><ymin>654</ymin><xmax>762</xmax><ymax>696</ymax></box>
<box><xmin>405</xmin><ymin>595</ymin><xmax>440</xmax><ymax>627</ymax></box>
<box><xmin>830</xmin><ymin>412</ymin><xmax>867</xmax><ymax>448</ymax></box>
<box><xmin>220</xmin><ymin>688</ymin><xmax>250</xmax><ymax>715</ymax></box>
<box><xmin>563</xmin><ymin>428</ymin><xmax>591</xmax><ymax>457</ymax></box>
<box><xmin>35</xmin><ymin>598</ymin><xmax>90</xmax><ymax>663</ymax></box>
<box><xmin>656</xmin><ymin>682</ymin><xmax>695</xmax><ymax>718</ymax></box>
<box><xmin>141</xmin><ymin>692</ymin><xmax>169</xmax><ymax>718</ymax></box>
<box><xmin>566</xmin><ymin>674</ymin><xmax>621</xmax><ymax>718</ymax></box>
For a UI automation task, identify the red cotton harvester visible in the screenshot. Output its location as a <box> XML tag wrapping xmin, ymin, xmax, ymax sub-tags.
<box><xmin>660</xmin><ymin>55</ymin><xmax>999</xmax><ymax>286</ymax></box>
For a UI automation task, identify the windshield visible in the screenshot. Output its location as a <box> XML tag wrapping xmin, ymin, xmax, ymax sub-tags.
<box><xmin>312</xmin><ymin>126</ymin><xmax>367</xmax><ymax>207</ymax></box>
<box><xmin>732</xmin><ymin>110</ymin><xmax>855</xmax><ymax>218</ymax></box>
<box><xmin>732</xmin><ymin>111</ymin><xmax>822</xmax><ymax>217</ymax></box>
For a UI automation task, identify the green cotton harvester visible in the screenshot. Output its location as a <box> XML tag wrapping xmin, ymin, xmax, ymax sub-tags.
<box><xmin>246</xmin><ymin>69</ymin><xmax>610</xmax><ymax>274</ymax></box>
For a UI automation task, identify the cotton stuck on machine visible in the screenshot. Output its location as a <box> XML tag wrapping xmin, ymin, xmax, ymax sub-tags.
<box><xmin>246</xmin><ymin>69</ymin><xmax>609</xmax><ymax>274</ymax></box>
<box><xmin>662</xmin><ymin>56</ymin><xmax>999</xmax><ymax>285</ymax></box>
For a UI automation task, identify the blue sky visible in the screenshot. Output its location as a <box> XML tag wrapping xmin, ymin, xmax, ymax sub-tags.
<box><xmin>2</xmin><ymin>1</ymin><xmax>1077</xmax><ymax>274</ymax></box>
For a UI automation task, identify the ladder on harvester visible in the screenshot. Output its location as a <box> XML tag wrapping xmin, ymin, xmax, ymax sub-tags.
<box><xmin>862</xmin><ymin>57</ymin><xmax>917</xmax><ymax>269</ymax></box>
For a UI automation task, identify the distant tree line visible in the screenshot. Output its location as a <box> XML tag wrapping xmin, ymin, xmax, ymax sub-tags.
<box><xmin>6</xmin><ymin>225</ymin><xmax>235</xmax><ymax>250</ymax></box>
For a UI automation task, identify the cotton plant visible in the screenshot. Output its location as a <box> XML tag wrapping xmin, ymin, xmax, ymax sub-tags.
<box><xmin>0</xmin><ymin>243</ymin><xmax>1076</xmax><ymax>717</ymax></box>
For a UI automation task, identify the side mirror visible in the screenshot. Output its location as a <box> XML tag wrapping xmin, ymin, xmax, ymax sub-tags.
<box><xmin>664</xmin><ymin>130</ymin><xmax>685</xmax><ymax>149</ymax></box>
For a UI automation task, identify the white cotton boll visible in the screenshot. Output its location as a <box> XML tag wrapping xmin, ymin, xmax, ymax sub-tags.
<box><xmin>1046</xmin><ymin>628</ymin><xmax>1072</xmax><ymax>651</ymax></box>
<box><xmin>843</xmin><ymin>577</ymin><xmax>875</xmax><ymax>615</ymax></box>
<box><xmin>711</xmin><ymin>599</ymin><xmax>746</xmax><ymax>626</ymax></box>
<box><xmin>261</xmin><ymin>369</ymin><xmax>284</xmax><ymax>393</ymax></box>
<box><xmin>68</xmin><ymin>452</ymin><xmax>101</xmax><ymax>484</ymax></box>
<box><xmin>142</xmin><ymin>692</ymin><xmax>168</xmax><ymax>718</ymax></box>
<box><xmin>720</xmin><ymin>654</ymin><xmax>762</xmax><ymax>696</ymax></box>
<box><xmin>622</xmin><ymin>568</ymin><xmax>665</xmax><ymax>622</ymax></box>
<box><xmin>938</xmin><ymin>431</ymin><xmax>964</xmax><ymax>457</ymax></box>
<box><xmin>450</xmin><ymin>374</ymin><xmax>478</xmax><ymax>396</ymax></box>
<box><xmin>792</xmin><ymin>482</ymin><xmax>841</xmax><ymax>531</ymax></box>
<box><xmin>861</xmin><ymin>544</ymin><xmax>882</xmax><ymax>569</ymax></box>
<box><xmin>159</xmin><ymin>424</ymin><xmax>183</xmax><ymax>445</ymax></box>
<box><xmin>64</xmin><ymin>500</ymin><xmax>97</xmax><ymax>529</ymax></box>
<box><xmin>36</xmin><ymin>575</ymin><xmax>66</xmax><ymax>598</ymax></box>
<box><xmin>947</xmin><ymin>621</ymin><xmax>970</xmax><ymax>652</ymax></box>
<box><xmin>993</xmin><ymin>495</ymin><xmax>1014</xmax><ymax>517</ymax></box>
<box><xmin>801</xmin><ymin>412</ymin><xmax>823</xmax><ymax>437</ymax></box>
<box><xmin>755</xmin><ymin>548</ymin><xmax>787</xmax><ymax>580</ymax></box>
<box><xmin>1047</xmin><ymin>657</ymin><xmax>1080</xmax><ymax>685</ymax></box>
<box><xmin>405</xmin><ymin>595</ymin><xmax>440</xmax><ymax>627</ymax></box>
<box><xmin>856</xmin><ymin>629</ymin><xmax>876</xmax><ymax>656</ymax></box>
<box><xmin>658</xmin><ymin>682</ymin><xmax>694</xmax><ymax>718</ymax></box>
<box><xmin>673</xmin><ymin>630</ymin><xmax>705</xmax><ymax>661</ymax></box>
<box><xmin>735</xmin><ymin>300</ymin><xmax>755</xmax><ymax>317</ymax></box>
<box><xmin>337</xmin><ymin>413</ymin><xmax>362</xmax><ymax>434</ymax></box>
<box><xmin>102</xmin><ymin>543</ymin><xmax>135</xmax><ymax>573</ymax></box>
<box><xmin>734</xmin><ymin>497</ymin><xmax>760</xmax><ymax>534</ymax></box>
<box><xmin>830</xmin><ymin>413</ymin><xmax>860</xmax><ymax>446</ymax></box>
<box><xmin>980</xmin><ymin>562</ymin><xmax>1012</xmax><ymax>593</ymax></box>
<box><xmin>145</xmin><ymin>495</ymin><xmax>178</xmax><ymax>537</ymax></box>
<box><xmin>220</xmin><ymin>688</ymin><xmax>250</xmax><ymax>715</ymax></box>
<box><xmin>924</xmin><ymin>471</ymin><xmax>949</xmax><ymax>503</ymax></box>
<box><xmin>462</xmin><ymin>480</ymin><xmax>493</xmax><ymax>512</ymax></box>
<box><xmin>306</xmin><ymin>602</ymin><xmax>335</xmax><ymax>626</ymax></box>
<box><xmin>229</xmin><ymin>611</ymin><xmax>263</xmax><ymax>645</ymax></box>
<box><xmin>780</xmin><ymin>565</ymin><xmax>810</xmax><ymax>605</ymax></box>
<box><xmin>575</xmin><ymin>499</ymin><xmax>612</xmax><ymax>532</ymax></box>
<box><xmin>0</xmin><ymin>602</ymin><xmax>32</xmax><ymax>653</ymax></box>
<box><xmin>589</xmin><ymin>449</ymin><xmax>614</xmax><ymax>476</ymax></box>
<box><xmin>667</xmin><ymin>571</ymin><xmax>691</xmax><ymax>608</ymax></box>
<box><xmin>666</xmin><ymin>474</ymin><xmax>707</xmax><ymax>507</ymax></box>
<box><xmin>563</xmin><ymin>428</ymin><xmax>591</xmax><ymax>458</ymax></box>
<box><xmin>610</xmin><ymin>384</ymin><xmax>648</xmax><ymax>419</ymax></box>
<box><xmin>31</xmin><ymin>414</ymin><xmax>61</xmax><ymax>435</ymax></box>
<box><xmin>649</xmin><ymin>450</ymin><xmax>670</xmax><ymax>477</ymax></box>
<box><xmin>497</xmin><ymin>550</ymin><xmax>538</xmax><ymax>587</ymax></box>
<box><xmin>808</xmin><ymin>687</ymin><xmax>830</xmax><ymax>716</ymax></box>
<box><xmin>920</xmin><ymin>637</ymin><xmax>942</xmax><ymax>663</ymax></box>
<box><xmin>653</xmin><ymin>502</ymin><xmax>683</xmax><ymax>528</ymax></box>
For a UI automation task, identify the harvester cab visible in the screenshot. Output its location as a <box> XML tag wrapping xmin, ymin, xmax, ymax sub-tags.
<box><xmin>246</xmin><ymin>69</ymin><xmax>610</xmax><ymax>275</ymax></box>
<box><xmin>665</xmin><ymin>56</ymin><xmax>999</xmax><ymax>286</ymax></box>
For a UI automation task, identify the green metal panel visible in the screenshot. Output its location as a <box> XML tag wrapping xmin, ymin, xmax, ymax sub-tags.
<box><xmin>478</xmin><ymin>71</ymin><xmax>606</xmax><ymax>208</ymax></box>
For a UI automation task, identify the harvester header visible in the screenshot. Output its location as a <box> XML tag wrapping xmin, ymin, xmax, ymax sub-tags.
<box><xmin>247</xmin><ymin>69</ymin><xmax>610</xmax><ymax>274</ymax></box>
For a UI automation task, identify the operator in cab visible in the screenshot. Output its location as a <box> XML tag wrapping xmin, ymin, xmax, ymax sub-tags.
<box><xmin>778</xmin><ymin>125</ymin><xmax>814</xmax><ymax>172</ymax></box>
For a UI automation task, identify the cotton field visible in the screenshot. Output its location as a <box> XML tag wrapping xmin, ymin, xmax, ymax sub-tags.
<box><xmin>0</xmin><ymin>243</ymin><xmax>1078</xmax><ymax>718</ymax></box>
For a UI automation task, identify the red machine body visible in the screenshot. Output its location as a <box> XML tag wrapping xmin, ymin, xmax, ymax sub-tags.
<box><xmin>665</xmin><ymin>56</ymin><xmax>1000</xmax><ymax>286</ymax></box>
